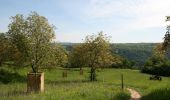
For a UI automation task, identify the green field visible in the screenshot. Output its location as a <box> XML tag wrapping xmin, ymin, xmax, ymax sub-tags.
<box><xmin>0</xmin><ymin>66</ymin><xmax>170</xmax><ymax>100</ymax></box>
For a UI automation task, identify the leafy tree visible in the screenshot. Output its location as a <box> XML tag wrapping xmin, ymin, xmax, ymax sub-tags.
<box><xmin>68</xmin><ymin>44</ymin><xmax>88</xmax><ymax>75</ymax></box>
<box><xmin>47</xmin><ymin>43</ymin><xmax>68</xmax><ymax>68</ymax></box>
<box><xmin>69</xmin><ymin>44</ymin><xmax>87</xmax><ymax>68</ymax></box>
<box><xmin>0</xmin><ymin>33</ymin><xmax>11</xmax><ymax>66</ymax></box>
<box><xmin>142</xmin><ymin>44</ymin><xmax>164</xmax><ymax>73</ymax></box>
<box><xmin>8</xmin><ymin>12</ymin><xmax>55</xmax><ymax>72</ymax></box>
<box><xmin>163</xmin><ymin>16</ymin><xmax>170</xmax><ymax>57</ymax></box>
<box><xmin>81</xmin><ymin>32</ymin><xmax>113</xmax><ymax>81</ymax></box>
<box><xmin>0</xmin><ymin>32</ymin><xmax>26</xmax><ymax>68</ymax></box>
<box><xmin>69</xmin><ymin>32</ymin><xmax>113</xmax><ymax>81</ymax></box>
<box><xmin>111</xmin><ymin>54</ymin><xmax>124</xmax><ymax>68</ymax></box>
<box><xmin>145</xmin><ymin>44</ymin><xmax>165</xmax><ymax>66</ymax></box>
<box><xmin>122</xmin><ymin>58</ymin><xmax>135</xmax><ymax>69</ymax></box>
<box><xmin>142</xmin><ymin>16</ymin><xmax>170</xmax><ymax>76</ymax></box>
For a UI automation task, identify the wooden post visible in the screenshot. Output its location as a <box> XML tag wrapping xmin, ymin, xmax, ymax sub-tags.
<box><xmin>62</xmin><ymin>70</ymin><xmax>67</xmax><ymax>78</ymax></box>
<box><xmin>80</xmin><ymin>68</ymin><xmax>83</xmax><ymax>75</ymax></box>
<box><xmin>121</xmin><ymin>74</ymin><xmax>124</xmax><ymax>90</ymax></box>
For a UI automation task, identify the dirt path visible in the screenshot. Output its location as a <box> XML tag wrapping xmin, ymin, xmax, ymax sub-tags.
<box><xmin>127</xmin><ymin>88</ymin><xmax>141</xmax><ymax>100</ymax></box>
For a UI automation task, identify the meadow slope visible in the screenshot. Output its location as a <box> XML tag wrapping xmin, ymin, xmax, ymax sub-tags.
<box><xmin>0</xmin><ymin>67</ymin><xmax>170</xmax><ymax>100</ymax></box>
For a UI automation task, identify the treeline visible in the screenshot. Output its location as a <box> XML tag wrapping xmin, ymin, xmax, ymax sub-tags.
<box><xmin>62</xmin><ymin>43</ymin><xmax>157</xmax><ymax>67</ymax></box>
<box><xmin>111</xmin><ymin>43</ymin><xmax>157</xmax><ymax>66</ymax></box>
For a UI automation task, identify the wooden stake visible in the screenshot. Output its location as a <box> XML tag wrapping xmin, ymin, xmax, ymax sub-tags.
<box><xmin>121</xmin><ymin>74</ymin><xmax>124</xmax><ymax>90</ymax></box>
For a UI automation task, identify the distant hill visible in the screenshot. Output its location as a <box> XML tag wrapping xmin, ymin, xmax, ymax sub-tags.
<box><xmin>60</xmin><ymin>42</ymin><xmax>158</xmax><ymax>67</ymax></box>
<box><xmin>111</xmin><ymin>43</ymin><xmax>157</xmax><ymax>66</ymax></box>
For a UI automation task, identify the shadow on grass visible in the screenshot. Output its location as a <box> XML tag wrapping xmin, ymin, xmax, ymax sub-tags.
<box><xmin>142</xmin><ymin>88</ymin><xmax>170</xmax><ymax>100</ymax></box>
<box><xmin>0</xmin><ymin>69</ymin><xmax>26</xmax><ymax>84</ymax></box>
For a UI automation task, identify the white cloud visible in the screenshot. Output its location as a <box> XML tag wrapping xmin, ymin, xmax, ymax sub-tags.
<box><xmin>85</xmin><ymin>0</ymin><xmax>170</xmax><ymax>35</ymax></box>
<box><xmin>53</xmin><ymin>0</ymin><xmax>170</xmax><ymax>43</ymax></box>
<box><xmin>87</xmin><ymin>0</ymin><xmax>170</xmax><ymax>18</ymax></box>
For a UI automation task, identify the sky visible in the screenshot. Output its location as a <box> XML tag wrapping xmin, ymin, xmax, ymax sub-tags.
<box><xmin>0</xmin><ymin>0</ymin><xmax>170</xmax><ymax>43</ymax></box>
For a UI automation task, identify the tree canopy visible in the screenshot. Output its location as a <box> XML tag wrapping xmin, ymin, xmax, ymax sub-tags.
<box><xmin>70</xmin><ymin>32</ymin><xmax>113</xmax><ymax>81</ymax></box>
<box><xmin>8</xmin><ymin>12</ymin><xmax>55</xmax><ymax>72</ymax></box>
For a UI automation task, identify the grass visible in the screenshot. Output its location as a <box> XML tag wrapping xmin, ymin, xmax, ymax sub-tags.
<box><xmin>141</xmin><ymin>86</ymin><xmax>170</xmax><ymax>100</ymax></box>
<box><xmin>0</xmin><ymin>66</ymin><xmax>170</xmax><ymax>100</ymax></box>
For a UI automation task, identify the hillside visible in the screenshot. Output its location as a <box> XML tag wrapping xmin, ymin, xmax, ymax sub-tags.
<box><xmin>61</xmin><ymin>43</ymin><xmax>157</xmax><ymax>66</ymax></box>
<box><xmin>111</xmin><ymin>43</ymin><xmax>157</xmax><ymax>66</ymax></box>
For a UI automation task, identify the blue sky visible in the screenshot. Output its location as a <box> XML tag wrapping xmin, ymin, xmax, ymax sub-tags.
<box><xmin>0</xmin><ymin>0</ymin><xmax>170</xmax><ymax>43</ymax></box>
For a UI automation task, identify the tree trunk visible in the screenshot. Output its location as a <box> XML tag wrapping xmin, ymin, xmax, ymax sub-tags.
<box><xmin>0</xmin><ymin>58</ymin><xmax>3</xmax><ymax>66</ymax></box>
<box><xmin>90</xmin><ymin>67</ymin><xmax>96</xmax><ymax>81</ymax></box>
<box><xmin>0</xmin><ymin>61</ymin><xmax>2</xmax><ymax>66</ymax></box>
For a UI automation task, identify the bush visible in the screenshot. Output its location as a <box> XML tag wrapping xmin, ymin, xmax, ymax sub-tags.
<box><xmin>0</xmin><ymin>69</ymin><xmax>25</xmax><ymax>84</ymax></box>
<box><xmin>141</xmin><ymin>60</ymin><xmax>170</xmax><ymax>76</ymax></box>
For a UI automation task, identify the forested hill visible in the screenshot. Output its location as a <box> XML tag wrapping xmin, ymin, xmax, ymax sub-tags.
<box><xmin>111</xmin><ymin>43</ymin><xmax>157</xmax><ymax>66</ymax></box>
<box><xmin>61</xmin><ymin>43</ymin><xmax>158</xmax><ymax>66</ymax></box>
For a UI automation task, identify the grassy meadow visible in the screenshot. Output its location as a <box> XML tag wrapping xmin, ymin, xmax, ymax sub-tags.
<box><xmin>0</xmin><ymin>66</ymin><xmax>170</xmax><ymax>100</ymax></box>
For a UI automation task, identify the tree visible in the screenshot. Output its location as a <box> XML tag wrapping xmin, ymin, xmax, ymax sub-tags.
<box><xmin>142</xmin><ymin>16</ymin><xmax>170</xmax><ymax>76</ymax></box>
<box><xmin>122</xmin><ymin>58</ymin><xmax>134</xmax><ymax>69</ymax></box>
<box><xmin>0</xmin><ymin>33</ymin><xmax>11</xmax><ymax>66</ymax></box>
<box><xmin>69</xmin><ymin>44</ymin><xmax>87</xmax><ymax>68</ymax></box>
<box><xmin>47</xmin><ymin>43</ymin><xmax>68</xmax><ymax>68</ymax></box>
<box><xmin>111</xmin><ymin>54</ymin><xmax>124</xmax><ymax>68</ymax></box>
<box><xmin>163</xmin><ymin>16</ymin><xmax>170</xmax><ymax>51</ymax></box>
<box><xmin>0</xmin><ymin>32</ymin><xmax>27</xmax><ymax>68</ymax></box>
<box><xmin>142</xmin><ymin>44</ymin><xmax>164</xmax><ymax>73</ymax></box>
<box><xmin>69</xmin><ymin>44</ymin><xmax>87</xmax><ymax>75</ymax></box>
<box><xmin>80</xmin><ymin>32</ymin><xmax>113</xmax><ymax>81</ymax></box>
<box><xmin>145</xmin><ymin>44</ymin><xmax>166</xmax><ymax>67</ymax></box>
<box><xmin>8</xmin><ymin>12</ymin><xmax>55</xmax><ymax>72</ymax></box>
<box><xmin>142</xmin><ymin>44</ymin><xmax>170</xmax><ymax>76</ymax></box>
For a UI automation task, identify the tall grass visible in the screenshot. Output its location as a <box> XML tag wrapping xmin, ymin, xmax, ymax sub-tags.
<box><xmin>141</xmin><ymin>86</ymin><xmax>170</xmax><ymax>100</ymax></box>
<box><xmin>0</xmin><ymin>66</ymin><xmax>170</xmax><ymax>100</ymax></box>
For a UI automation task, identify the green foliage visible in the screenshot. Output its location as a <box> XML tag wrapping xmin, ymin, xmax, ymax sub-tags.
<box><xmin>0</xmin><ymin>33</ymin><xmax>11</xmax><ymax>66</ymax></box>
<box><xmin>111</xmin><ymin>54</ymin><xmax>135</xmax><ymax>69</ymax></box>
<box><xmin>112</xmin><ymin>43</ymin><xmax>155</xmax><ymax>66</ymax></box>
<box><xmin>110</xmin><ymin>54</ymin><xmax>124</xmax><ymax>68</ymax></box>
<box><xmin>70</xmin><ymin>32</ymin><xmax>114</xmax><ymax>81</ymax></box>
<box><xmin>142</xmin><ymin>44</ymin><xmax>170</xmax><ymax>76</ymax></box>
<box><xmin>83</xmin><ymin>32</ymin><xmax>113</xmax><ymax>68</ymax></box>
<box><xmin>7</xmin><ymin>12</ymin><xmax>55</xmax><ymax>72</ymax></box>
<box><xmin>69</xmin><ymin>44</ymin><xmax>87</xmax><ymax>68</ymax></box>
<box><xmin>63</xmin><ymin>43</ymin><xmax>157</xmax><ymax>67</ymax></box>
<box><xmin>47</xmin><ymin>43</ymin><xmax>68</xmax><ymax>68</ymax></box>
<box><xmin>8</xmin><ymin>14</ymin><xmax>30</xmax><ymax>65</ymax></box>
<box><xmin>122</xmin><ymin>58</ymin><xmax>135</xmax><ymax>69</ymax></box>
<box><xmin>162</xmin><ymin>16</ymin><xmax>170</xmax><ymax>51</ymax></box>
<box><xmin>0</xmin><ymin>33</ymin><xmax>21</xmax><ymax>67</ymax></box>
<box><xmin>142</xmin><ymin>17</ymin><xmax>170</xmax><ymax>76</ymax></box>
<box><xmin>0</xmin><ymin>69</ymin><xmax>25</xmax><ymax>84</ymax></box>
